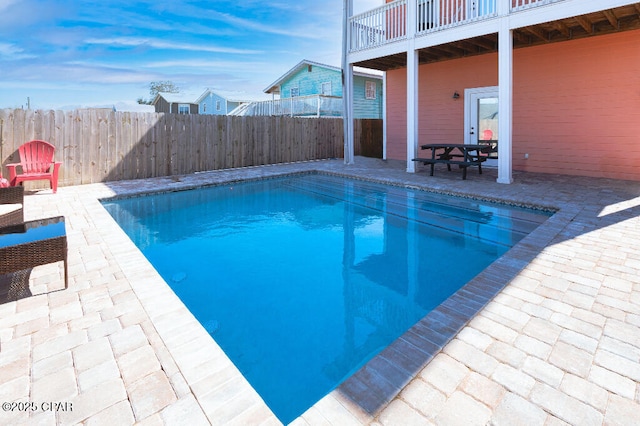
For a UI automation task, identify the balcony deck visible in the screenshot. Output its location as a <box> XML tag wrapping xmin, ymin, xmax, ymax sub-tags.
<box><xmin>229</xmin><ymin>95</ymin><xmax>343</xmax><ymax>117</ymax></box>
<box><xmin>348</xmin><ymin>0</ymin><xmax>640</xmax><ymax>70</ymax></box>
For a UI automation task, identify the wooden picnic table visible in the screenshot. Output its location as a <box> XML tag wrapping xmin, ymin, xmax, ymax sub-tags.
<box><xmin>412</xmin><ymin>143</ymin><xmax>490</xmax><ymax>180</ymax></box>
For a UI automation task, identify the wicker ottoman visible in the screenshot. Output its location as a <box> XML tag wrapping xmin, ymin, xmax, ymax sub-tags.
<box><xmin>0</xmin><ymin>216</ymin><xmax>68</xmax><ymax>295</ymax></box>
<box><xmin>0</xmin><ymin>186</ymin><xmax>24</xmax><ymax>227</ymax></box>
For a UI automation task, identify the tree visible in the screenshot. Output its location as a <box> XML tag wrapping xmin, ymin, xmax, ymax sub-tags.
<box><xmin>137</xmin><ymin>81</ymin><xmax>180</xmax><ymax>104</ymax></box>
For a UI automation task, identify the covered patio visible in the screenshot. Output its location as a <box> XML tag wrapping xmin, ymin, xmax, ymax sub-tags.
<box><xmin>342</xmin><ymin>0</ymin><xmax>640</xmax><ymax>184</ymax></box>
<box><xmin>1</xmin><ymin>157</ymin><xmax>639</xmax><ymax>424</ymax></box>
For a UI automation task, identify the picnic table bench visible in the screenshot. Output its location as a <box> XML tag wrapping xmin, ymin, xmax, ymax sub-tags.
<box><xmin>412</xmin><ymin>143</ymin><xmax>492</xmax><ymax>180</ymax></box>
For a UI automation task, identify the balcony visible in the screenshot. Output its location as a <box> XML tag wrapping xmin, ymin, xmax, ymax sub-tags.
<box><xmin>348</xmin><ymin>0</ymin><xmax>640</xmax><ymax>68</ymax></box>
<box><xmin>350</xmin><ymin>0</ymin><xmax>499</xmax><ymax>52</ymax></box>
<box><xmin>229</xmin><ymin>95</ymin><xmax>343</xmax><ymax>117</ymax></box>
<box><xmin>350</xmin><ymin>0</ymin><xmax>408</xmax><ymax>52</ymax></box>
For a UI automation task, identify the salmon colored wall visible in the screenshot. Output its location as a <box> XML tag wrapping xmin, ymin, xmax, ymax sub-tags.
<box><xmin>385</xmin><ymin>68</ymin><xmax>407</xmax><ymax>160</ymax></box>
<box><xmin>385</xmin><ymin>30</ymin><xmax>640</xmax><ymax>180</ymax></box>
<box><xmin>386</xmin><ymin>54</ymin><xmax>498</xmax><ymax>160</ymax></box>
<box><xmin>513</xmin><ymin>31</ymin><xmax>640</xmax><ymax>180</ymax></box>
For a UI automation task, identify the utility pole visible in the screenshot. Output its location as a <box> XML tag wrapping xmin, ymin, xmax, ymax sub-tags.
<box><xmin>26</xmin><ymin>97</ymin><xmax>31</xmax><ymax>109</ymax></box>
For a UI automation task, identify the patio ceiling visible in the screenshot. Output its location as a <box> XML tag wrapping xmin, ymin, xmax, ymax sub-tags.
<box><xmin>353</xmin><ymin>4</ymin><xmax>640</xmax><ymax>71</ymax></box>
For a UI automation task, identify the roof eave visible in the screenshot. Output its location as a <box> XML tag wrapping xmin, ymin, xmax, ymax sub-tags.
<box><xmin>263</xmin><ymin>59</ymin><xmax>342</xmax><ymax>94</ymax></box>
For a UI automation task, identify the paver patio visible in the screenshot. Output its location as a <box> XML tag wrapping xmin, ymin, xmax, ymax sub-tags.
<box><xmin>0</xmin><ymin>157</ymin><xmax>639</xmax><ymax>425</ymax></box>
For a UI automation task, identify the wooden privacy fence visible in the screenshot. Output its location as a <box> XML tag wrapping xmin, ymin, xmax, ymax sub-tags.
<box><xmin>354</xmin><ymin>119</ymin><xmax>383</xmax><ymax>159</ymax></box>
<box><xmin>0</xmin><ymin>109</ymin><xmax>382</xmax><ymax>188</ymax></box>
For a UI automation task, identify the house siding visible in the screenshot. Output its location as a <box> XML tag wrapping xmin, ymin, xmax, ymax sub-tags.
<box><xmin>199</xmin><ymin>93</ymin><xmax>227</xmax><ymax>115</ymax></box>
<box><xmin>513</xmin><ymin>31</ymin><xmax>640</xmax><ymax>180</ymax></box>
<box><xmin>385</xmin><ymin>30</ymin><xmax>640</xmax><ymax>180</ymax></box>
<box><xmin>279</xmin><ymin>64</ymin><xmax>383</xmax><ymax>118</ymax></box>
<box><xmin>198</xmin><ymin>92</ymin><xmax>245</xmax><ymax>115</ymax></box>
<box><xmin>154</xmin><ymin>97</ymin><xmax>171</xmax><ymax>114</ymax></box>
<box><xmin>354</xmin><ymin>77</ymin><xmax>383</xmax><ymax>119</ymax></box>
<box><xmin>281</xmin><ymin>65</ymin><xmax>342</xmax><ymax>98</ymax></box>
<box><xmin>385</xmin><ymin>68</ymin><xmax>407</xmax><ymax>161</ymax></box>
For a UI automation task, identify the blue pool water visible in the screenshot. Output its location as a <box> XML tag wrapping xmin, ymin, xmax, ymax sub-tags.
<box><xmin>103</xmin><ymin>174</ymin><xmax>551</xmax><ymax>423</ymax></box>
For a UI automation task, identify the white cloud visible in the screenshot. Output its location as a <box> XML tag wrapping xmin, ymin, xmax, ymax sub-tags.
<box><xmin>210</xmin><ymin>10</ymin><xmax>333</xmax><ymax>40</ymax></box>
<box><xmin>142</xmin><ymin>59</ymin><xmax>267</xmax><ymax>70</ymax></box>
<box><xmin>0</xmin><ymin>42</ymin><xmax>35</xmax><ymax>60</ymax></box>
<box><xmin>84</xmin><ymin>37</ymin><xmax>262</xmax><ymax>55</ymax></box>
<box><xmin>2</xmin><ymin>60</ymin><xmax>157</xmax><ymax>86</ymax></box>
<box><xmin>0</xmin><ymin>0</ymin><xmax>18</xmax><ymax>12</ymax></box>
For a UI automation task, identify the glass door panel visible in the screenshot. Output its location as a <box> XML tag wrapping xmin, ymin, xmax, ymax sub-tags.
<box><xmin>465</xmin><ymin>87</ymin><xmax>498</xmax><ymax>166</ymax></box>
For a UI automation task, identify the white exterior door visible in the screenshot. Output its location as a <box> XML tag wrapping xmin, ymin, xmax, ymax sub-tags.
<box><xmin>465</xmin><ymin>86</ymin><xmax>499</xmax><ymax>167</ymax></box>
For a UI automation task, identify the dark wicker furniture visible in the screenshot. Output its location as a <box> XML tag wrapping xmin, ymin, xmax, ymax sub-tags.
<box><xmin>0</xmin><ymin>215</ymin><xmax>68</xmax><ymax>291</ymax></box>
<box><xmin>0</xmin><ymin>186</ymin><xmax>24</xmax><ymax>227</ymax></box>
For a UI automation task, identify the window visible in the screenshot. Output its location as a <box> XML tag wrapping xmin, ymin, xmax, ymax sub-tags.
<box><xmin>216</xmin><ymin>100</ymin><xmax>221</xmax><ymax>111</ymax></box>
<box><xmin>321</xmin><ymin>82</ymin><xmax>332</xmax><ymax>96</ymax></box>
<box><xmin>365</xmin><ymin>81</ymin><xmax>377</xmax><ymax>100</ymax></box>
<box><xmin>203</xmin><ymin>103</ymin><xmax>207</xmax><ymax>113</ymax></box>
<box><xmin>178</xmin><ymin>104</ymin><xmax>190</xmax><ymax>114</ymax></box>
<box><xmin>290</xmin><ymin>87</ymin><xmax>299</xmax><ymax>97</ymax></box>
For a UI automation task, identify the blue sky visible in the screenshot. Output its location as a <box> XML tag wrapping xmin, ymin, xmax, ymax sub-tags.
<box><xmin>0</xmin><ymin>0</ymin><xmax>380</xmax><ymax>111</ymax></box>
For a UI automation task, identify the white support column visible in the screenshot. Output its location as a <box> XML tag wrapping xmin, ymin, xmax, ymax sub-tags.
<box><xmin>344</xmin><ymin>65</ymin><xmax>355</xmax><ymax>164</ymax></box>
<box><xmin>497</xmin><ymin>14</ymin><xmax>513</xmax><ymax>184</ymax></box>
<box><xmin>382</xmin><ymin>72</ymin><xmax>387</xmax><ymax>160</ymax></box>
<box><xmin>342</xmin><ymin>0</ymin><xmax>355</xmax><ymax>164</ymax></box>
<box><xmin>406</xmin><ymin>0</ymin><xmax>418</xmax><ymax>172</ymax></box>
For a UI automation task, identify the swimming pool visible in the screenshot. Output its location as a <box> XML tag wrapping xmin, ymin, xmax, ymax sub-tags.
<box><xmin>102</xmin><ymin>173</ymin><xmax>551</xmax><ymax>423</ymax></box>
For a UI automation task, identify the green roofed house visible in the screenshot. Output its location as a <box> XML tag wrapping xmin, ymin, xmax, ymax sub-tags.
<box><xmin>230</xmin><ymin>59</ymin><xmax>383</xmax><ymax>118</ymax></box>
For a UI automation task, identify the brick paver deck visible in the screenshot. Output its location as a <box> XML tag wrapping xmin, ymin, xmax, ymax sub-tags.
<box><xmin>1</xmin><ymin>157</ymin><xmax>638</xmax><ymax>425</ymax></box>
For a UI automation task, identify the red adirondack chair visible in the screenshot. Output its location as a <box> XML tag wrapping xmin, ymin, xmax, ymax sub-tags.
<box><xmin>7</xmin><ymin>140</ymin><xmax>62</xmax><ymax>193</ymax></box>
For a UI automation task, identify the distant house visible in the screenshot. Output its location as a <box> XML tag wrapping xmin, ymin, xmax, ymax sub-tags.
<box><xmin>232</xmin><ymin>59</ymin><xmax>383</xmax><ymax>118</ymax></box>
<box><xmin>152</xmin><ymin>93</ymin><xmax>199</xmax><ymax>114</ymax></box>
<box><xmin>196</xmin><ymin>90</ymin><xmax>251</xmax><ymax>115</ymax></box>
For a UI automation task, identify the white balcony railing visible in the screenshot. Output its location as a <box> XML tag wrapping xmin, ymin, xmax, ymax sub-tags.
<box><xmin>416</xmin><ymin>0</ymin><xmax>498</xmax><ymax>34</ymax></box>
<box><xmin>229</xmin><ymin>95</ymin><xmax>343</xmax><ymax>118</ymax></box>
<box><xmin>349</xmin><ymin>0</ymin><xmax>566</xmax><ymax>52</ymax></box>
<box><xmin>350</xmin><ymin>0</ymin><xmax>407</xmax><ymax>52</ymax></box>
<box><xmin>511</xmin><ymin>0</ymin><xmax>563</xmax><ymax>12</ymax></box>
